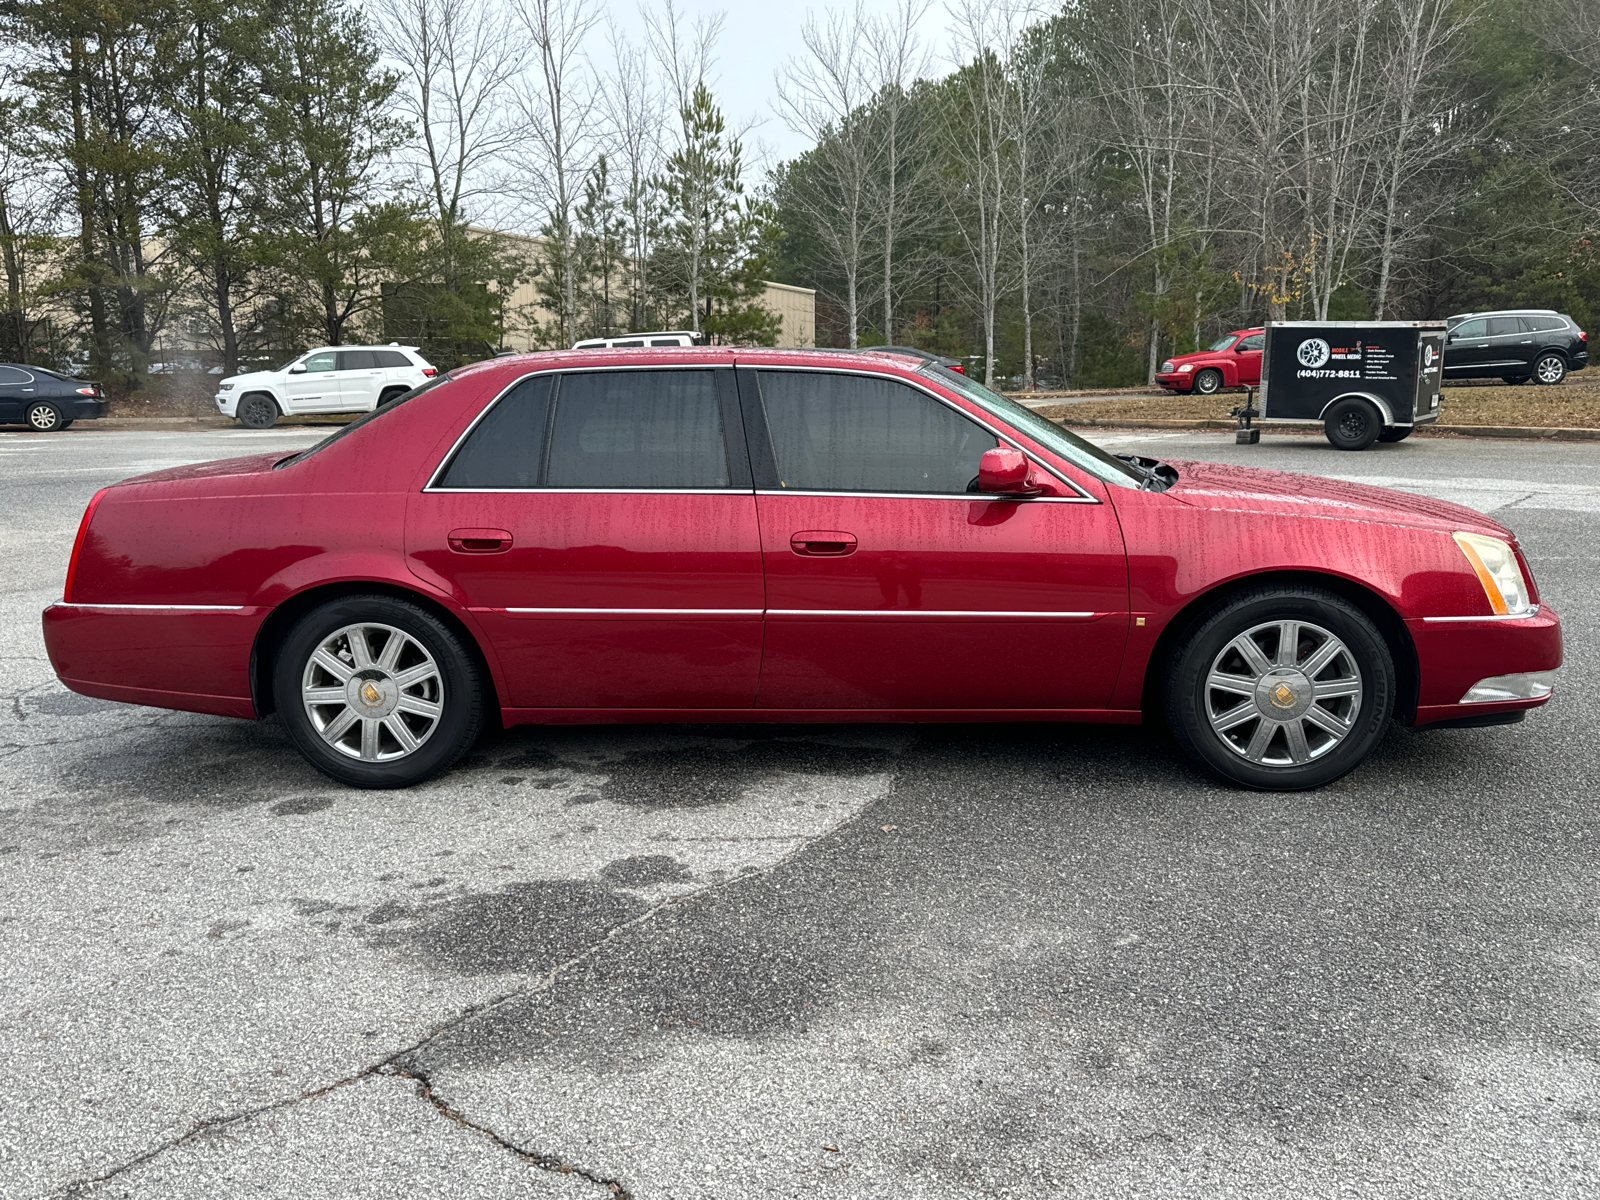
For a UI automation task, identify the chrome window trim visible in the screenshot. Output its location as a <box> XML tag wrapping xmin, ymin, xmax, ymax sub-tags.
<box><xmin>745</xmin><ymin>363</ymin><xmax>1096</xmax><ymax>502</ymax></box>
<box><xmin>423</xmin><ymin>363</ymin><xmax>739</xmax><ymax>493</ymax></box>
<box><xmin>1421</xmin><ymin>607</ymin><xmax>1540</xmax><ymax>623</ymax></box>
<box><xmin>754</xmin><ymin>488</ymin><xmax>1096</xmax><ymax>504</ymax></box>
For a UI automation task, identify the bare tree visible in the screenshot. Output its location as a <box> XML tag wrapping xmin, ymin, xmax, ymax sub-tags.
<box><xmin>775</xmin><ymin>3</ymin><xmax>875</xmax><ymax>346</ymax></box>
<box><xmin>512</xmin><ymin>0</ymin><xmax>603</xmax><ymax>347</ymax></box>
<box><xmin>863</xmin><ymin>0</ymin><xmax>934</xmax><ymax>343</ymax></box>
<box><xmin>600</xmin><ymin>24</ymin><xmax>666</xmax><ymax>330</ymax></box>
<box><xmin>374</xmin><ymin>0</ymin><xmax>526</xmax><ymax>236</ymax></box>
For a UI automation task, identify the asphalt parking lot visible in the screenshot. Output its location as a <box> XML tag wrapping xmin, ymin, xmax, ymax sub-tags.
<box><xmin>3</xmin><ymin>424</ymin><xmax>1597</xmax><ymax>1199</ymax></box>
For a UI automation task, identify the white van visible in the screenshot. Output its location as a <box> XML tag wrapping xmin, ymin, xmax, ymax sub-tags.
<box><xmin>571</xmin><ymin>331</ymin><xmax>704</xmax><ymax>349</ymax></box>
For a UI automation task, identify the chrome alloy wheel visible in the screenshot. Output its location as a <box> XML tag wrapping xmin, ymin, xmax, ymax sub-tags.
<box><xmin>300</xmin><ymin>622</ymin><xmax>444</xmax><ymax>761</ymax></box>
<box><xmin>1536</xmin><ymin>354</ymin><xmax>1566</xmax><ymax>384</ymax></box>
<box><xmin>1203</xmin><ymin>620</ymin><xmax>1363</xmax><ymax>766</ymax></box>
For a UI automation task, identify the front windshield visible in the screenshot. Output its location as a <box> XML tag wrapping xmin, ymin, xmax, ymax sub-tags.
<box><xmin>1207</xmin><ymin>334</ymin><xmax>1237</xmax><ymax>351</ymax></box>
<box><xmin>922</xmin><ymin>365</ymin><xmax>1148</xmax><ymax>489</ymax></box>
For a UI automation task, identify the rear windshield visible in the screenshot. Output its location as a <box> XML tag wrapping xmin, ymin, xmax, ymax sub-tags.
<box><xmin>274</xmin><ymin>374</ymin><xmax>452</xmax><ymax>469</ymax></box>
<box><xmin>920</xmin><ymin>365</ymin><xmax>1147</xmax><ymax>489</ymax></box>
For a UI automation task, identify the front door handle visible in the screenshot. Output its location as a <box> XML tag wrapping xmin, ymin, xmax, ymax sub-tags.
<box><xmin>790</xmin><ymin>530</ymin><xmax>857</xmax><ymax>556</ymax></box>
<box><xmin>448</xmin><ymin>527</ymin><xmax>513</xmax><ymax>553</ymax></box>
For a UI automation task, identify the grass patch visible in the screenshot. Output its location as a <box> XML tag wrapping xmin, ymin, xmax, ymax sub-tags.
<box><xmin>1036</xmin><ymin>377</ymin><xmax>1600</xmax><ymax>428</ymax></box>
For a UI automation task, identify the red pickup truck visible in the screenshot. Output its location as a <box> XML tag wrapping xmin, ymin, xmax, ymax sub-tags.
<box><xmin>1155</xmin><ymin>328</ymin><xmax>1264</xmax><ymax>394</ymax></box>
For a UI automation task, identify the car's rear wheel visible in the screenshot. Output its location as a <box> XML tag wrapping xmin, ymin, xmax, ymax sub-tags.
<box><xmin>1323</xmin><ymin>397</ymin><xmax>1381</xmax><ymax>450</ymax></box>
<box><xmin>378</xmin><ymin>387</ymin><xmax>407</xmax><ymax>407</ymax></box>
<box><xmin>1164</xmin><ymin>586</ymin><xmax>1394</xmax><ymax>791</ymax></box>
<box><xmin>273</xmin><ymin>595</ymin><xmax>485</xmax><ymax>788</ymax></box>
<box><xmin>1193</xmin><ymin>368</ymin><xmax>1224</xmax><ymax>395</ymax></box>
<box><xmin>1376</xmin><ymin>426</ymin><xmax>1413</xmax><ymax>443</ymax></box>
<box><xmin>1533</xmin><ymin>353</ymin><xmax>1567</xmax><ymax>385</ymax></box>
<box><xmin>238</xmin><ymin>393</ymin><xmax>279</xmax><ymax>428</ymax></box>
<box><xmin>25</xmin><ymin>402</ymin><xmax>64</xmax><ymax>432</ymax></box>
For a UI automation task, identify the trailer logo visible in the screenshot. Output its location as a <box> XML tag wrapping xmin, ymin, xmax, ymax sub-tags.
<box><xmin>1296</xmin><ymin>338</ymin><xmax>1332</xmax><ymax>369</ymax></box>
<box><xmin>1423</xmin><ymin>343</ymin><xmax>1437</xmax><ymax>368</ymax></box>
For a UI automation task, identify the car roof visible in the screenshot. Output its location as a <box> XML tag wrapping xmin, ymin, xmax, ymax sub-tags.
<box><xmin>452</xmin><ymin>345</ymin><xmax>933</xmax><ymax>379</ymax></box>
<box><xmin>1447</xmin><ymin>309</ymin><xmax>1562</xmax><ymax>319</ymax></box>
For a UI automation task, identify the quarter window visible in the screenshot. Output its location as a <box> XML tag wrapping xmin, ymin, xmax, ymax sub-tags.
<box><xmin>437</xmin><ymin>376</ymin><xmax>554</xmax><ymax>488</ymax></box>
<box><xmin>373</xmin><ymin>350</ymin><xmax>412</xmax><ymax>368</ymax></box>
<box><xmin>546</xmin><ymin>370</ymin><xmax>728</xmax><ymax>488</ymax></box>
<box><xmin>756</xmin><ymin>370</ymin><xmax>996</xmax><ymax>494</ymax></box>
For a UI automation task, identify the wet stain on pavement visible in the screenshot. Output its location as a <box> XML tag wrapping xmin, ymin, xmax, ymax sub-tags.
<box><xmin>26</xmin><ymin>691</ymin><xmax>119</xmax><ymax>717</ymax></box>
<box><xmin>369</xmin><ymin>880</ymin><xmax>646</xmax><ymax>976</ymax></box>
<box><xmin>595</xmin><ymin>740</ymin><xmax>895</xmax><ymax>809</ymax></box>
<box><xmin>269</xmin><ymin>796</ymin><xmax>333</xmax><ymax>817</ymax></box>
<box><xmin>599</xmin><ymin>854</ymin><xmax>693</xmax><ymax>888</ymax></box>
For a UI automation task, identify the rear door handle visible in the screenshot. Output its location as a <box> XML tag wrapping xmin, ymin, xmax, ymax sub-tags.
<box><xmin>448</xmin><ymin>527</ymin><xmax>513</xmax><ymax>553</ymax></box>
<box><xmin>790</xmin><ymin>530</ymin><xmax>857</xmax><ymax>556</ymax></box>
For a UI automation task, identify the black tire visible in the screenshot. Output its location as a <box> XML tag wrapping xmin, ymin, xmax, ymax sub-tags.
<box><xmin>58</xmin><ymin>418</ymin><xmax>75</xmax><ymax>430</ymax></box>
<box><xmin>1163</xmin><ymin>585</ymin><xmax>1395</xmax><ymax>791</ymax></box>
<box><xmin>25</xmin><ymin>401</ymin><xmax>64</xmax><ymax>432</ymax></box>
<box><xmin>1323</xmin><ymin>397</ymin><xmax>1382</xmax><ymax>450</ymax></box>
<box><xmin>1533</xmin><ymin>353</ymin><xmax>1567</xmax><ymax>385</ymax></box>
<box><xmin>378</xmin><ymin>387</ymin><xmax>407</xmax><ymax>407</ymax></box>
<box><xmin>1193</xmin><ymin>368</ymin><xmax>1224</xmax><ymax>395</ymax></box>
<box><xmin>1376</xmin><ymin>426</ymin><xmax>1413</xmax><ymax>443</ymax></box>
<box><xmin>273</xmin><ymin>594</ymin><xmax>485</xmax><ymax>788</ymax></box>
<box><xmin>1506</xmin><ymin>375</ymin><xmax>1532</xmax><ymax>385</ymax></box>
<box><xmin>238</xmin><ymin>393</ymin><xmax>279</xmax><ymax>428</ymax></box>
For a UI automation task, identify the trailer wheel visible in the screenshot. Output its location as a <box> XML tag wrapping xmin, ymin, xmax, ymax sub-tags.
<box><xmin>1376</xmin><ymin>426</ymin><xmax>1413</xmax><ymax>443</ymax></box>
<box><xmin>1324</xmin><ymin>397</ymin><xmax>1381</xmax><ymax>451</ymax></box>
<box><xmin>1193</xmin><ymin>368</ymin><xmax>1223</xmax><ymax>395</ymax></box>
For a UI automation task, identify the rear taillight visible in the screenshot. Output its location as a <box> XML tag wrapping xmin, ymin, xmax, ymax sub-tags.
<box><xmin>421</xmin><ymin>367</ymin><xmax>437</xmax><ymax>377</ymax></box>
<box><xmin>1581</xmin><ymin>331</ymin><xmax>1588</xmax><ymax>342</ymax></box>
<box><xmin>64</xmin><ymin>488</ymin><xmax>108</xmax><ymax>603</ymax></box>
<box><xmin>75</xmin><ymin>386</ymin><xmax>97</xmax><ymax>396</ymax></box>
<box><xmin>952</xmin><ymin>364</ymin><xmax>964</xmax><ymax>374</ymax></box>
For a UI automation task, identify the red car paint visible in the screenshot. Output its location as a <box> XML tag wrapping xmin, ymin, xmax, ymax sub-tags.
<box><xmin>43</xmin><ymin>347</ymin><xmax>1559</xmax><ymax>735</ymax></box>
<box><xmin>1156</xmin><ymin>328</ymin><xmax>1265</xmax><ymax>393</ymax></box>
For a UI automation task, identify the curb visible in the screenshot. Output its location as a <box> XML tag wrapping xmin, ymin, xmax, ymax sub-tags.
<box><xmin>1055</xmin><ymin>417</ymin><xmax>1600</xmax><ymax>442</ymax></box>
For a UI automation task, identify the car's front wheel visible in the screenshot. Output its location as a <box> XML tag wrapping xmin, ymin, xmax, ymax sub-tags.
<box><xmin>1164</xmin><ymin>586</ymin><xmax>1394</xmax><ymax>790</ymax></box>
<box><xmin>1533</xmin><ymin>353</ymin><xmax>1567</xmax><ymax>385</ymax></box>
<box><xmin>1193</xmin><ymin>368</ymin><xmax>1224</xmax><ymax>395</ymax></box>
<box><xmin>25</xmin><ymin>402</ymin><xmax>65</xmax><ymax>432</ymax></box>
<box><xmin>273</xmin><ymin>595</ymin><xmax>486</xmax><ymax>788</ymax></box>
<box><xmin>238</xmin><ymin>393</ymin><xmax>279</xmax><ymax>428</ymax></box>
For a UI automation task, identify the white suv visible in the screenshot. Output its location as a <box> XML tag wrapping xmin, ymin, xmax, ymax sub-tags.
<box><xmin>215</xmin><ymin>345</ymin><xmax>437</xmax><ymax>428</ymax></box>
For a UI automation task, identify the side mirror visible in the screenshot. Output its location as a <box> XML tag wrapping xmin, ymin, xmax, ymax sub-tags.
<box><xmin>1445</xmin><ymin>333</ymin><xmax>1456</xmax><ymax>343</ymax></box>
<box><xmin>976</xmin><ymin>446</ymin><xmax>1042</xmax><ymax>497</ymax></box>
<box><xmin>289</xmin><ymin>363</ymin><xmax>307</xmax><ymax>374</ymax></box>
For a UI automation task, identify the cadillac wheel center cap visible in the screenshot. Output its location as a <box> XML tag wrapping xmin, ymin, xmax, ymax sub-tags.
<box><xmin>345</xmin><ymin>672</ymin><xmax>399</xmax><ymax>718</ymax></box>
<box><xmin>1254</xmin><ymin>668</ymin><xmax>1312</xmax><ymax>720</ymax></box>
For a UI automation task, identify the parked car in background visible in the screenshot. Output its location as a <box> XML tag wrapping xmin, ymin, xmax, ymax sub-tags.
<box><xmin>1156</xmin><ymin>328</ymin><xmax>1265</xmax><ymax>394</ymax></box>
<box><xmin>215</xmin><ymin>345</ymin><xmax>437</xmax><ymax>428</ymax></box>
<box><xmin>0</xmin><ymin>363</ymin><xmax>108</xmax><ymax>431</ymax></box>
<box><xmin>573</xmin><ymin>331</ymin><xmax>703</xmax><ymax>349</ymax></box>
<box><xmin>1443</xmin><ymin>310</ymin><xmax>1588</xmax><ymax>385</ymax></box>
<box><xmin>45</xmin><ymin>347</ymin><xmax>1560</xmax><ymax>794</ymax></box>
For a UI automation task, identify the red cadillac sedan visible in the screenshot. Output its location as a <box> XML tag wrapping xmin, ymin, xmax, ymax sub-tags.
<box><xmin>42</xmin><ymin>348</ymin><xmax>1560</xmax><ymax>791</ymax></box>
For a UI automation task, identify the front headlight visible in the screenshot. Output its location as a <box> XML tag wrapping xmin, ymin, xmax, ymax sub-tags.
<box><xmin>1178</xmin><ymin>363</ymin><xmax>1193</xmax><ymax>372</ymax></box>
<box><xmin>218</xmin><ymin>382</ymin><xmax>235</xmax><ymax>391</ymax></box>
<box><xmin>1452</xmin><ymin>532</ymin><xmax>1532</xmax><ymax>616</ymax></box>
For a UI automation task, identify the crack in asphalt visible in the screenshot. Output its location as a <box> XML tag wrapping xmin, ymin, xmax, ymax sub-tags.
<box><xmin>42</xmin><ymin>785</ymin><xmax>881</xmax><ymax>1198</ymax></box>
<box><xmin>381</xmin><ymin>1064</ymin><xmax>634</xmax><ymax>1198</ymax></box>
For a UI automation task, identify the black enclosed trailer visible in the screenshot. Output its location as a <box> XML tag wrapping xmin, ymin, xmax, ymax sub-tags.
<box><xmin>1258</xmin><ymin>320</ymin><xmax>1446</xmax><ymax>450</ymax></box>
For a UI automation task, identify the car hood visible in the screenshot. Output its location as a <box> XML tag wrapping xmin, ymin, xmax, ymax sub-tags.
<box><xmin>220</xmin><ymin>369</ymin><xmax>277</xmax><ymax>388</ymax></box>
<box><xmin>1161</xmin><ymin>459</ymin><xmax>1512</xmax><ymax>539</ymax></box>
<box><xmin>1163</xmin><ymin>349</ymin><xmax>1230</xmax><ymax>369</ymax></box>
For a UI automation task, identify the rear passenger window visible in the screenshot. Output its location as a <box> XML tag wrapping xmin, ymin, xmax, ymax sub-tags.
<box><xmin>338</xmin><ymin>350</ymin><xmax>376</xmax><ymax>370</ymax></box>
<box><xmin>757</xmin><ymin>371</ymin><xmax>996</xmax><ymax>494</ymax></box>
<box><xmin>1485</xmin><ymin>317</ymin><xmax>1519</xmax><ymax>337</ymax></box>
<box><xmin>546</xmin><ymin>370</ymin><xmax>728</xmax><ymax>488</ymax></box>
<box><xmin>437</xmin><ymin>376</ymin><xmax>554</xmax><ymax>488</ymax></box>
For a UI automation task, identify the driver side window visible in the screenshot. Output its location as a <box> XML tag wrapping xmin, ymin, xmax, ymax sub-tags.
<box><xmin>301</xmin><ymin>351</ymin><xmax>337</xmax><ymax>372</ymax></box>
<box><xmin>1451</xmin><ymin>319</ymin><xmax>1486</xmax><ymax>339</ymax></box>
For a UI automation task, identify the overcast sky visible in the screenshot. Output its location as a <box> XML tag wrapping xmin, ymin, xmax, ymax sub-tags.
<box><xmin>598</xmin><ymin>0</ymin><xmax>952</xmax><ymax>169</ymax></box>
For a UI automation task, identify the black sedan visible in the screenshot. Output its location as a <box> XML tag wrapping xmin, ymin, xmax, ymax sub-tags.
<box><xmin>0</xmin><ymin>364</ymin><xmax>109</xmax><ymax>431</ymax></box>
